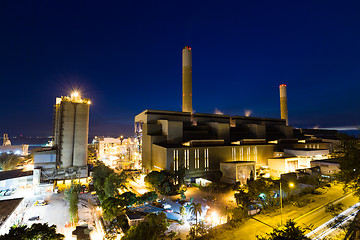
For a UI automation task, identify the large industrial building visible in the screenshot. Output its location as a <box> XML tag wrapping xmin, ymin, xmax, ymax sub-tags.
<box><xmin>135</xmin><ymin>46</ymin><xmax>337</xmax><ymax>183</ymax></box>
<box><xmin>0</xmin><ymin>134</ymin><xmax>29</xmax><ymax>156</ymax></box>
<box><xmin>34</xmin><ymin>92</ymin><xmax>90</xmax><ymax>180</ymax></box>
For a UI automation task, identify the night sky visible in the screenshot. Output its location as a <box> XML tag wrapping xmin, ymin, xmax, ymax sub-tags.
<box><xmin>1</xmin><ymin>1</ymin><xmax>360</xmax><ymax>137</ymax></box>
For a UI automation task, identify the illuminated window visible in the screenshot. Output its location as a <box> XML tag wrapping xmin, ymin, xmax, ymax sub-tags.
<box><xmin>173</xmin><ymin>150</ymin><xmax>179</xmax><ymax>171</ymax></box>
<box><xmin>232</xmin><ymin>147</ymin><xmax>236</xmax><ymax>161</ymax></box>
<box><xmin>184</xmin><ymin>149</ymin><xmax>190</xmax><ymax>169</ymax></box>
<box><xmin>254</xmin><ymin>146</ymin><xmax>257</xmax><ymax>162</ymax></box>
<box><xmin>204</xmin><ymin>149</ymin><xmax>209</xmax><ymax>171</ymax></box>
<box><xmin>194</xmin><ymin>149</ymin><xmax>200</xmax><ymax>169</ymax></box>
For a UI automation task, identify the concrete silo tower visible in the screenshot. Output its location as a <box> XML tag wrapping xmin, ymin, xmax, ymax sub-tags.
<box><xmin>182</xmin><ymin>46</ymin><xmax>193</xmax><ymax>113</ymax></box>
<box><xmin>279</xmin><ymin>84</ymin><xmax>288</xmax><ymax>126</ymax></box>
<box><xmin>53</xmin><ymin>92</ymin><xmax>90</xmax><ymax>168</ymax></box>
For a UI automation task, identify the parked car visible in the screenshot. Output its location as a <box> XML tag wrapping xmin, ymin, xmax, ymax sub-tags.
<box><xmin>28</xmin><ymin>216</ymin><xmax>40</xmax><ymax>221</ymax></box>
<box><xmin>164</xmin><ymin>209</ymin><xmax>173</xmax><ymax>213</ymax></box>
<box><xmin>162</xmin><ymin>203</ymin><xmax>171</xmax><ymax>209</ymax></box>
<box><xmin>34</xmin><ymin>200</ymin><xmax>47</xmax><ymax>206</ymax></box>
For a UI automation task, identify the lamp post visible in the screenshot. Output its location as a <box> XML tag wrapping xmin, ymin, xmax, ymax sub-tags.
<box><xmin>280</xmin><ymin>182</ymin><xmax>283</xmax><ymax>226</ymax></box>
<box><xmin>280</xmin><ymin>181</ymin><xmax>294</xmax><ymax>226</ymax></box>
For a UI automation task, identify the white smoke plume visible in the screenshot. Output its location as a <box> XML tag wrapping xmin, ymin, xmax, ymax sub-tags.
<box><xmin>214</xmin><ymin>108</ymin><xmax>224</xmax><ymax>115</ymax></box>
<box><xmin>244</xmin><ymin>109</ymin><xmax>252</xmax><ymax>117</ymax></box>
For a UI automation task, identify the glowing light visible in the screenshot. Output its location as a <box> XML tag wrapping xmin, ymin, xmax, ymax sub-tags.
<box><xmin>289</xmin><ymin>182</ymin><xmax>295</xmax><ymax>188</ymax></box>
<box><xmin>72</xmin><ymin>91</ymin><xmax>79</xmax><ymax>98</ymax></box>
<box><xmin>244</xmin><ymin>109</ymin><xmax>252</xmax><ymax>117</ymax></box>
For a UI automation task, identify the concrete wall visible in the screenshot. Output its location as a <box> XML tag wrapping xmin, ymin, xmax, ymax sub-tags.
<box><xmin>220</xmin><ymin>161</ymin><xmax>255</xmax><ymax>184</ymax></box>
<box><xmin>54</xmin><ymin>98</ymin><xmax>89</xmax><ymax>169</ymax></box>
<box><xmin>311</xmin><ymin>161</ymin><xmax>340</xmax><ymax>176</ymax></box>
<box><xmin>0</xmin><ymin>176</ymin><xmax>33</xmax><ymax>190</ymax></box>
<box><xmin>60</xmin><ymin>101</ymin><xmax>75</xmax><ymax>168</ymax></box>
<box><xmin>73</xmin><ymin>103</ymin><xmax>89</xmax><ymax>167</ymax></box>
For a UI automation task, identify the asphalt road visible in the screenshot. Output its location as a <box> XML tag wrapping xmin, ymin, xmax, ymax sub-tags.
<box><xmin>306</xmin><ymin>203</ymin><xmax>360</xmax><ymax>239</ymax></box>
<box><xmin>296</xmin><ymin>192</ymin><xmax>359</xmax><ymax>234</ymax></box>
<box><xmin>208</xmin><ymin>185</ymin><xmax>359</xmax><ymax>240</ymax></box>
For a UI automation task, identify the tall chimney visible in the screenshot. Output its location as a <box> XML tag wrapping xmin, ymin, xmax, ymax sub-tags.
<box><xmin>279</xmin><ymin>84</ymin><xmax>288</xmax><ymax>126</ymax></box>
<box><xmin>182</xmin><ymin>46</ymin><xmax>192</xmax><ymax>113</ymax></box>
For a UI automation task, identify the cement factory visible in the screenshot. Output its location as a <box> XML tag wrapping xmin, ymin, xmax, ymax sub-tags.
<box><xmin>135</xmin><ymin>46</ymin><xmax>339</xmax><ymax>184</ymax></box>
<box><xmin>33</xmin><ymin>92</ymin><xmax>90</xmax><ymax>180</ymax></box>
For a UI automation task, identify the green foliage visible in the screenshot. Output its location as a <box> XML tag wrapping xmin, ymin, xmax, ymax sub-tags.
<box><xmin>102</xmin><ymin>197</ymin><xmax>126</xmax><ymax>221</ymax></box>
<box><xmin>229</xmin><ymin>207</ymin><xmax>248</xmax><ymax>222</ymax></box>
<box><xmin>335</xmin><ymin>138</ymin><xmax>360</xmax><ymax>196</ymax></box>
<box><xmin>122</xmin><ymin>212</ymin><xmax>168</xmax><ymax>240</ymax></box>
<box><xmin>234</xmin><ymin>189</ymin><xmax>252</xmax><ymax>209</ymax></box>
<box><xmin>104</xmin><ymin>172</ymin><xmax>127</xmax><ymax>198</ymax></box>
<box><xmin>325</xmin><ymin>203</ymin><xmax>344</xmax><ymax>216</ymax></box>
<box><xmin>138</xmin><ymin>191</ymin><xmax>158</xmax><ymax>204</ymax></box>
<box><xmin>92</xmin><ymin>161</ymin><xmax>115</xmax><ymax>201</ymax></box>
<box><xmin>180</xmin><ymin>205</ymin><xmax>187</xmax><ymax>221</ymax></box>
<box><xmin>168</xmin><ymin>230</ymin><xmax>178</xmax><ymax>240</ymax></box>
<box><xmin>119</xmin><ymin>191</ymin><xmax>138</xmax><ymax>207</ymax></box>
<box><xmin>234</xmin><ymin>178</ymin><xmax>299</xmax><ymax>211</ymax></box>
<box><xmin>292</xmin><ymin>197</ymin><xmax>313</xmax><ymax>208</ymax></box>
<box><xmin>144</xmin><ymin>170</ymin><xmax>181</xmax><ymax>195</ymax></box>
<box><xmin>0</xmin><ymin>153</ymin><xmax>22</xmax><ymax>171</ymax></box>
<box><xmin>64</xmin><ymin>183</ymin><xmax>80</xmax><ymax>223</ymax></box>
<box><xmin>174</xmin><ymin>165</ymin><xmax>186</xmax><ymax>185</ymax></box>
<box><xmin>201</xmin><ymin>182</ymin><xmax>231</xmax><ymax>193</ymax></box>
<box><xmin>256</xmin><ymin>219</ymin><xmax>311</xmax><ymax>240</ymax></box>
<box><xmin>186</xmin><ymin>222</ymin><xmax>209</xmax><ymax>240</ymax></box>
<box><xmin>0</xmin><ymin>223</ymin><xmax>64</xmax><ymax>240</ymax></box>
<box><xmin>105</xmin><ymin>213</ymin><xmax>130</xmax><ymax>239</ymax></box>
<box><xmin>189</xmin><ymin>202</ymin><xmax>202</xmax><ymax>225</ymax></box>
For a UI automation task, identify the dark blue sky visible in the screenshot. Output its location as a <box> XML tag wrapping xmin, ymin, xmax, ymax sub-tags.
<box><xmin>1</xmin><ymin>1</ymin><xmax>360</xmax><ymax>137</ymax></box>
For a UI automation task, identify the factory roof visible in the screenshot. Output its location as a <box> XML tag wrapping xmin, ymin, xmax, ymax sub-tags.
<box><xmin>154</xmin><ymin>140</ymin><xmax>271</xmax><ymax>149</ymax></box>
<box><xmin>220</xmin><ymin>161</ymin><xmax>255</xmax><ymax>165</ymax></box>
<box><xmin>231</xmin><ymin>115</ymin><xmax>285</xmax><ymax>122</ymax></box>
<box><xmin>0</xmin><ymin>198</ymin><xmax>23</xmax><ymax>226</ymax></box>
<box><xmin>126</xmin><ymin>212</ymin><xmax>144</xmax><ymax>220</ymax></box>
<box><xmin>311</xmin><ymin>158</ymin><xmax>340</xmax><ymax>164</ymax></box>
<box><xmin>139</xmin><ymin>109</ymin><xmax>191</xmax><ymax>116</ymax></box>
<box><xmin>0</xmin><ymin>169</ymin><xmax>33</xmax><ymax>181</ymax></box>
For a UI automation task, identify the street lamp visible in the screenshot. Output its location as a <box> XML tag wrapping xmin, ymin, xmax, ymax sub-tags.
<box><xmin>280</xmin><ymin>181</ymin><xmax>294</xmax><ymax>226</ymax></box>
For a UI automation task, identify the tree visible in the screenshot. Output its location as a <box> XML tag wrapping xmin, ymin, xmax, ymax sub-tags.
<box><xmin>0</xmin><ymin>153</ymin><xmax>22</xmax><ymax>171</ymax></box>
<box><xmin>104</xmin><ymin>172</ymin><xmax>128</xmax><ymax>198</ymax></box>
<box><xmin>139</xmin><ymin>191</ymin><xmax>158</xmax><ymax>204</ymax></box>
<box><xmin>144</xmin><ymin>171</ymin><xmax>167</xmax><ymax>190</ymax></box>
<box><xmin>122</xmin><ymin>212</ymin><xmax>168</xmax><ymax>240</ymax></box>
<box><xmin>101</xmin><ymin>197</ymin><xmax>126</xmax><ymax>221</ymax></box>
<box><xmin>189</xmin><ymin>202</ymin><xmax>202</xmax><ymax>225</ymax></box>
<box><xmin>168</xmin><ymin>230</ymin><xmax>177</xmax><ymax>240</ymax></box>
<box><xmin>144</xmin><ymin>170</ymin><xmax>179</xmax><ymax>195</ymax></box>
<box><xmin>234</xmin><ymin>189</ymin><xmax>252</xmax><ymax>209</ymax></box>
<box><xmin>336</xmin><ymin>138</ymin><xmax>360</xmax><ymax>196</ymax></box>
<box><xmin>256</xmin><ymin>219</ymin><xmax>310</xmax><ymax>240</ymax></box>
<box><xmin>92</xmin><ymin>161</ymin><xmax>115</xmax><ymax>201</ymax></box>
<box><xmin>119</xmin><ymin>191</ymin><xmax>138</xmax><ymax>207</ymax></box>
<box><xmin>180</xmin><ymin>205</ymin><xmax>187</xmax><ymax>221</ymax></box>
<box><xmin>187</xmin><ymin>222</ymin><xmax>209</xmax><ymax>240</ymax></box>
<box><xmin>325</xmin><ymin>203</ymin><xmax>344</xmax><ymax>217</ymax></box>
<box><xmin>64</xmin><ymin>183</ymin><xmax>80</xmax><ymax>224</ymax></box>
<box><xmin>0</xmin><ymin>223</ymin><xmax>64</xmax><ymax>240</ymax></box>
<box><xmin>335</xmin><ymin>137</ymin><xmax>360</xmax><ymax>239</ymax></box>
<box><xmin>105</xmin><ymin>213</ymin><xmax>129</xmax><ymax>239</ymax></box>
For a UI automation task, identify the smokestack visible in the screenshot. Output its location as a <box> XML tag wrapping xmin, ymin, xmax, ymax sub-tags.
<box><xmin>279</xmin><ymin>84</ymin><xmax>288</xmax><ymax>126</ymax></box>
<box><xmin>182</xmin><ymin>46</ymin><xmax>192</xmax><ymax>113</ymax></box>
